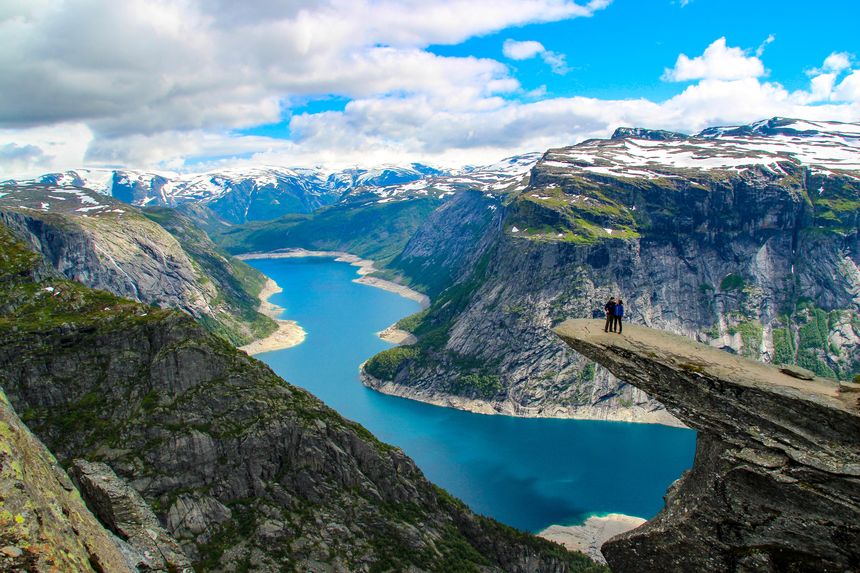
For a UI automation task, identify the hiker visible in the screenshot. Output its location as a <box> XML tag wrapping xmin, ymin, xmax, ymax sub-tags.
<box><xmin>604</xmin><ymin>297</ymin><xmax>616</xmax><ymax>332</ymax></box>
<box><xmin>614</xmin><ymin>299</ymin><xmax>625</xmax><ymax>333</ymax></box>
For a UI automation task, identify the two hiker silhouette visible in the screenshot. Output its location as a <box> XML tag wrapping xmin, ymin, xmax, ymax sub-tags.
<box><xmin>603</xmin><ymin>297</ymin><xmax>625</xmax><ymax>334</ymax></box>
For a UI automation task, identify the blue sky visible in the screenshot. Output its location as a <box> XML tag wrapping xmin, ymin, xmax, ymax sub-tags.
<box><xmin>1</xmin><ymin>0</ymin><xmax>859</xmax><ymax>176</ymax></box>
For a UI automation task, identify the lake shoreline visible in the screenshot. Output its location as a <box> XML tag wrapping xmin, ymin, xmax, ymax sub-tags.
<box><xmin>238</xmin><ymin>249</ymin><xmax>430</xmax><ymax>309</ymax></box>
<box><xmin>359</xmin><ymin>372</ymin><xmax>685</xmax><ymax>427</ymax></box>
<box><xmin>237</xmin><ymin>249</ymin><xmax>429</xmax><ymax>346</ymax></box>
<box><xmin>239</xmin><ymin>278</ymin><xmax>306</xmax><ymax>355</ymax></box>
<box><xmin>539</xmin><ymin>513</ymin><xmax>647</xmax><ymax>564</ymax></box>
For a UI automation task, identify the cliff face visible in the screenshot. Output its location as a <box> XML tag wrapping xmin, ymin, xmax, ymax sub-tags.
<box><xmin>365</xmin><ymin>119</ymin><xmax>860</xmax><ymax>423</ymax></box>
<box><xmin>0</xmin><ymin>224</ymin><xmax>602</xmax><ymax>573</ymax></box>
<box><xmin>0</xmin><ymin>183</ymin><xmax>275</xmax><ymax>345</ymax></box>
<box><xmin>555</xmin><ymin>319</ymin><xmax>860</xmax><ymax>572</ymax></box>
<box><xmin>0</xmin><ymin>389</ymin><xmax>134</xmax><ymax>573</ymax></box>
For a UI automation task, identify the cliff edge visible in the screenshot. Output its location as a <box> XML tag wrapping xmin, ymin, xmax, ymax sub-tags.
<box><xmin>554</xmin><ymin>319</ymin><xmax>859</xmax><ymax>572</ymax></box>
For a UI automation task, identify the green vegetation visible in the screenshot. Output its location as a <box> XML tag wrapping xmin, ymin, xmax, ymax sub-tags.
<box><xmin>143</xmin><ymin>207</ymin><xmax>276</xmax><ymax>345</ymax></box>
<box><xmin>212</xmin><ymin>197</ymin><xmax>441</xmax><ymax>266</ymax></box>
<box><xmin>720</xmin><ymin>273</ymin><xmax>746</xmax><ymax>291</ymax></box>
<box><xmin>395</xmin><ymin>309</ymin><xmax>429</xmax><ymax>333</ymax></box>
<box><xmin>506</xmin><ymin>187</ymin><xmax>640</xmax><ymax>245</ymax></box>
<box><xmin>447</xmin><ymin>373</ymin><xmax>503</xmax><ymax>399</ymax></box>
<box><xmin>735</xmin><ymin>320</ymin><xmax>763</xmax><ymax>359</ymax></box>
<box><xmin>796</xmin><ymin>308</ymin><xmax>839</xmax><ymax>378</ymax></box>
<box><xmin>364</xmin><ymin>346</ymin><xmax>420</xmax><ymax>381</ymax></box>
<box><xmin>771</xmin><ymin>327</ymin><xmax>795</xmax><ymax>365</ymax></box>
<box><xmin>808</xmin><ymin>176</ymin><xmax>860</xmax><ymax>234</ymax></box>
<box><xmin>579</xmin><ymin>362</ymin><xmax>596</xmax><ymax>382</ymax></box>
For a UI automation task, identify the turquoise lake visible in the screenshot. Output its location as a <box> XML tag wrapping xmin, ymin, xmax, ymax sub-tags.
<box><xmin>248</xmin><ymin>256</ymin><xmax>697</xmax><ymax>533</ymax></box>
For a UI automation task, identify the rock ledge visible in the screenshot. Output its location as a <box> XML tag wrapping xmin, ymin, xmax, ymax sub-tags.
<box><xmin>554</xmin><ymin>319</ymin><xmax>860</xmax><ymax>572</ymax></box>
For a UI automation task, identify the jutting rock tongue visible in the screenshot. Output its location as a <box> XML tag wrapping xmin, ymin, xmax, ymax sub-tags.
<box><xmin>554</xmin><ymin>319</ymin><xmax>860</xmax><ymax>573</ymax></box>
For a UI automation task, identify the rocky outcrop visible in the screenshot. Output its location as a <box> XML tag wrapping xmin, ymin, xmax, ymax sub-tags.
<box><xmin>0</xmin><ymin>223</ymin><xmax>602</xmax><ymax>572</ymax></box>
<box><xmin>555</xmin><ymin>319</ymin><xmax>860</xmax><ymax>572</ymax></box>
<box><xmin>0</xmin><ymin>389</ymin><xmax>134</xmax><ymax>573</ymax></box>
<box><xmin>366</xmin><ymin>119</ymin><xmax>860</xmax><ymax>424</ymax></box>
<box><xmin>0</xmin><ymin>184</ymin><xmax>275</xmax><ymax>345</ymax></box>
<box><xmin>70</xmin><ymin>460</ymin><xmax>193</xmax><ymax>573</ymax></box>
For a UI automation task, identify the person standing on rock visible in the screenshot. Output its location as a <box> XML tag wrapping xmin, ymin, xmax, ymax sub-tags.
<box><xmin>604</xmin><ymin>297</ymin><xmax>616</xmax><ymax>332</ymax></box>
<box><xmin>614</xmin><ymin>299</ymin><xmax>625</xmax><ymax>334</ymax></box>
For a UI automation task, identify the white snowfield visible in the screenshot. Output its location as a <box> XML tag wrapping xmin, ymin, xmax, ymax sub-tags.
<box><xmin>542</xmin><ymin>118</ymin><xmax>860</xmax><ymax>180</ymax></box>
<box><xmin>367</xmin><ymin>152</ymin><xmax>542</xmax><ymax>201</ymax></box>
<box><xmin>0</xmin><ymin>183</ymin><xmax>124</xmax><ymax>215</ymax></box>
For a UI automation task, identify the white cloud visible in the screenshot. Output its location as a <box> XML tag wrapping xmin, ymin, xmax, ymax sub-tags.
<box><xmin>834</xmin><ymin>70</ymin><xmax>860</xmax><ymax>101</ymax></box>
<box><xmin>503</xmin><ymin>39</ymin><xmax>569</xmax><ymax>74</ymax></box>
<box><xmin>503</xmin><ymin>39</ymin><xmax>546</xmax><ymax>60</ymax></box>
<box><xmin>663</xmin><ymin>37</ymin><xmax>765</xmax><ymax>82</ymax></box>
<box><xmin>755</xmin><ymin>34</ymin><xmax>775</xmax><ymax>57</ymax></box>
<box><xmin>2</xmin><ymin>11</ymin><xmax>860</xmax><ymax>179</ymax></box>
<box><xmin>823</xmin><ymin>52</ymin><xmax>852</xmax><ymax>73</ymax></box>
<box><xmin>0</xmin><ymin>123</ymin><xmax>93</xmax><ymax>178</ymax></box>
<box><xmin>796</xmin><ymin>51</ymin><xmax>858</xmax><ymax>104</ymax></box>
<box><xmin>0</xmin><ymin>0</ymin><xmax>607</xmax><ymax>137</ymax></box>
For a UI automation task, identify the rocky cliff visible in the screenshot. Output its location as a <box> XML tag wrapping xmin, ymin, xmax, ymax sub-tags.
<box><xmin>554</xmin><ymin>319</ymin><xmax>860</xmax><ymax>572</ymax></box>
<box><xmin>0</xmin><ymin>183</ymin><xmax>276</xmax><ymax>346</ymax></box>
<box><xmin>0</xmin><ymin>223</ymin><xmax>603</xmax><ymax>572</ymax></box>
<box><xmin>0</xmin><ymin>388</ymin><xmax>134</xmax><ymax>573</ymax></box>
<box><xmin>364</xmin><ymin>118</ymin><xmax>860</xmax><ymax>424</ymax></box>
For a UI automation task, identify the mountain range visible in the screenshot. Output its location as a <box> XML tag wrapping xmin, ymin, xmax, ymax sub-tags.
<box><xmin>0</xmin><ymin>116</ymin><xmax>857</xmax><ymax>570</ymax></box>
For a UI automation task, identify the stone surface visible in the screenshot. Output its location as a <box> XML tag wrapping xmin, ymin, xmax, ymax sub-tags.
<box><xmin>70</xmin><ymin>459</ymin><xmax>194</xmax><ymax>573</ymax></box>
<box><xmin>779</xmin><ymin>365</ymin><xmax>816</xmax><ymax>380</ymax></box>
<box><xmin>0</xmin><ymin>390</ymin><xmax>134</xmax><ymax>573</ymax></box>
<box><xmin>0</xmin><ymin>184</ymin><xmax>276</xmax><ymax>346</ymax></box>
<box><xmin>555</xmin><ymin>319</ymin><xmax>860</xmax><ymax>572</ymax></box>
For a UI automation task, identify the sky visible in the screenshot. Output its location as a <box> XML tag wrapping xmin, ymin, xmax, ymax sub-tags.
<box><xmin>1</xmin><ymin>0</ymin><xmax>859</xmax><ymax>177</ymax></box>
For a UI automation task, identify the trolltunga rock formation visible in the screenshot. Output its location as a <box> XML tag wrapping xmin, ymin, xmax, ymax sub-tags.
<box><xmin>554</xmin><ymin>319</ymin><xmax>860</xmax><ymax>573</ymax></box>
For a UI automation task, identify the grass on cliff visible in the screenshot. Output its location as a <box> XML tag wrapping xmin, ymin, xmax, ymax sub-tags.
<box><xmin>143</xmin><ymin>207</ymin><xmax>277</xmax><ymax>345</ymax></box>
<box><xmin>212</xmin><ymin>196</ymin><xmax>441</xmax><ymax>266</ymax></box>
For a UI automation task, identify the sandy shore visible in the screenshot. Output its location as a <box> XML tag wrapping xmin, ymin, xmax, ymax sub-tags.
<box><xmin>239</xmin><ymin>278</ymin><xmax>306</xmax><ymax>355</ymax></box>
<box><xmin>237</xmin><ymin>249</ymin><xmax>430</xmax><ymax>310</ymax></box>
<box><xmin>539</xmin><ymin>514</ymin><xmax>646</xmax><ymax>564</ymax></box>
<box><xmin>378</xmin><ymin>324</ymin><xmax>418</xmax><ymax>346</ymax></box>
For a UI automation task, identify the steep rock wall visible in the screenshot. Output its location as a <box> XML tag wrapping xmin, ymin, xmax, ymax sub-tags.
<box><xmin>366</xmin><ymin>162</ymin><xmax>859</xmax><ymax>423</ymax></box>
<box><xmin>555</xmin><ymin>319</ymin><xmax>860</xmax><ymax>572</ymax></box>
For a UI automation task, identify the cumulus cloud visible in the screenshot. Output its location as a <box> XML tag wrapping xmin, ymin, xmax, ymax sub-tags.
<box><xmin>503</xmin><ymin>39</ymin><xmax>546</xmax><ymax>60</ymax></box>
<box><xmin>0</xmin><ymin>0</ymin><xmax>606</xmax><ymax>136</ymax></box>
<box><xmin>663</xmin><ymin>37</ymin><xmax>765</xmax><ymax>82</ymax></box>
<box><xmin>2</xmin><ymin>5</ymin><xmax>860</xmax><ymax>179</ymax></box>
<box><xmin>795</xmin><ymin>51</ymin><xmax>858</xmax><ymax>104</ymax></box>
<box><xmin>503</xmin><ymin>39</ymin><xmax>569</xmax><ymax>74</ymax></box>
<box><xmin>0</xmin><ymin>123</ymin><xmax>93</xmax><ymax>178</ymax></box>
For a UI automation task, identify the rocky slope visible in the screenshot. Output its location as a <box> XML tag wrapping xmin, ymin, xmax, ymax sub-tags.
<box><xmin>0</xmin><ymin>224</ymin><xmax>604</xmax><ymax>572</ymax></box>
<box><xmin>555</xmin><ymin>319</ymin><xmax>860</xmax><ymax>572</ymax></box>
<box><xmin>0</xmin><ymin>182</ymin><xmax>276</xmax><ymax>346</ymax></box>
<box><xmin>363</xmin><ymin>118</ymin><xmax>860</xmax><ymax>424</ymax></box>
<box><xmin>0</xmin><ymin>388</ymin><xmax>135</xmax><ymax>573</ymax></box>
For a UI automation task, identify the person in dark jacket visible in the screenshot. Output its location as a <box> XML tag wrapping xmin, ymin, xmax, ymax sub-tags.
<box><xmin>604</xmin><ymin>297</ymin><xmax>616</xmax><ymax>332</ymax></box>
<box><xmin>614</xmin><ymin>299</ymin><xmax>625</xmax><ymax>333</ymax></box>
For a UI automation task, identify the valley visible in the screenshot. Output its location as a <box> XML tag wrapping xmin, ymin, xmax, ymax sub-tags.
<box><xmin>0</xmin><ymin>116</ymin><xmax>857</xmax><ymax>571</ymax></box>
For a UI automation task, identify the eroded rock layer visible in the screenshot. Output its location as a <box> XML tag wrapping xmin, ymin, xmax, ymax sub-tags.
<box><xmin>555</xmin><ymin>319</ymin><xmax>860</xmax><ymax>572</ymax></box>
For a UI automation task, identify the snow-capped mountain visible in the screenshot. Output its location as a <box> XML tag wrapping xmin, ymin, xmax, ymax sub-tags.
<box><xmin>542</xmin><ymin>117</ymin><xmax>860</xmax><ymax>180</ymax></box>
<box><xmin>326</xmin><ymin>163</ymin><xmax>446</xmax><ymax>192</ymax></box>
<box><xmin>4</xmin><ymin>163</ymin><xmax>456</xmax><ymax>224</ymax></box>
<box><xmin>346</xmin><ymin>152</ymin><xmax>543</xmax><ymax>204</ymax></box>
